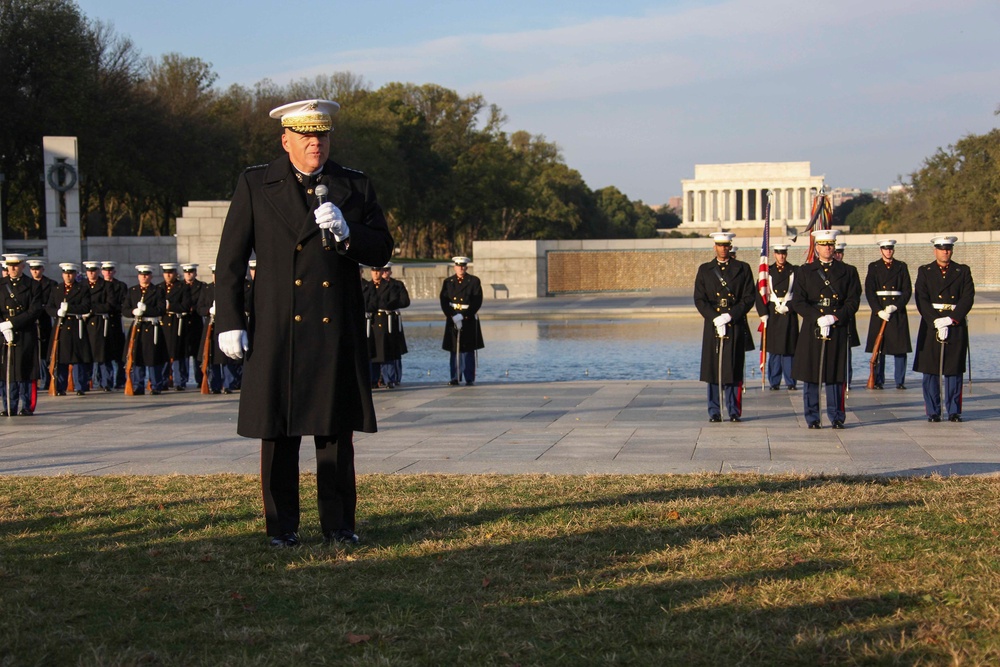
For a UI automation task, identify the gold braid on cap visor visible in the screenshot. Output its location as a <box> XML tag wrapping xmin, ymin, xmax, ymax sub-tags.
<box><xmin>281</xmin><ymin>113</ymin><xmax>332</xmax><ymax>133</ymax></box>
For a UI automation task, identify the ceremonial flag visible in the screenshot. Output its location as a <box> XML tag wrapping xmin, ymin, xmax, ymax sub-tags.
<box><xmin>803</xmin><ymin>189</ymin><xmax>833</xmax><ymax>264</ymax></box>
<box><xmin>757</xmin><ymin>194</ymin><xmax>771</xmax><ymax>377</ymax></box>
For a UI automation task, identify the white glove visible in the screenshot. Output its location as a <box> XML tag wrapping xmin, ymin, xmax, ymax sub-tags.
<box><xmin>712</xmin><ymin>313</ymin><xmax>731</xmax><ymax>327</ymax></box>
<box><xmin>1</xmin><ymin>321</ymin><xmax>12</xmax><ymax>343</ymax></box>
<box><xmin>885</xmin><ymin>305</ymin><xmax>897</xmax><ymax>314</ymax></box>
<box><xmin>878</xmin><ymin>309</ymin><xmax>891</xmax><ymax>321</ymax></box>
<box><xmin>820</xmin><ymin>325</ymin><xmax>831</xmax><ymax>338</ymax></box>
<box><xmin>452</xmin><ymin>313</ymin><xmax>463</xmax><ymax>331</ymax></box>
<box><xmin>715</xmin><ymin>324</ymin><xmax>726</xmax><ymax>337</ymax></box>
<box><xmin>816</xmin><ymin>314</ymin><xmax>837</xmax><ymax>327</ymax></box>
<box><xmin>934</xmin><ymin>317</ymin><xmax>953</xmax><ymax>329</ymax></box>
<box><xmin>315</xmin><ymin>202</ymin><xmax>350</xmax><ymax>241</ymax></box>
<box><xmin>209</xmin><ymin>302</ymin><xmax>216</xmax><ymax>317</ymax></box>
<box><xmin>219</xmin><ymin>329</ymin><xmax>249</xmax><ymax>360</ymax></box>
<box><xmin>135</xmin><ymin>301</ymin><xmax>146</xmax><ymax>314</ymax></box>
<box><xmin>131</xmin><ymin>308</ymin><xmax>143</xmax><ymax>317</ymax></box>
<box><xmin>82</xmin><ymin>312</ymin><xmax>91</xmax><ymax>320</ymax></box>
<box><xmin>57</xmin><ymin>302</ymin><xmax>68</xmax><ymax>318</ymax></box>
<box><xmin>936</xmin><ymin>326</ymin><xmax>949</xmax><ymax>341</ymax></box>
<box><xmin>759</xmin><ymin>314</ymin><xmax>768</xmax><ymax>328</ymax></box>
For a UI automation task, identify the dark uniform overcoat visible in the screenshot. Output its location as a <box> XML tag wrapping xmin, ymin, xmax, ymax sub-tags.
<box><xmin>440</xmin><ymin>273</ymin><xmax>485</xmax><ymax>352</ymax></box>
<box><xmin>125</xmin><ymin>284</ymin><xmax>169</xmax><ymax>367</ymax></box>
<box><xmin>790</xmin><ymin>261</ymin><xmax>861</xmax><ymax>384</ymax></box>
<box><xmin>83</xmin><ymin>278</ymin><xmax>112</xmax><ymax>363</ymax></box>
<box><xmin>0</xmin><ymin>276</ymin><xmax>42</xmax><ymax>380</ymax></box>
<box><xmin>364</xmin><ymin>277</ymin><xmax>410</xmax><ymax>362</ymax></box>
<box><xmin>46</xmin><ymin>281</ymin><xmax>92</xmax><ymax>364</ymax></box>
<box><xmin>104</xmin><ymin>278</ymin><xmax>128</xmax><ymax>364</ymax></box>
<box><xmin>160</xmin><ymin>280</ymin><xmax>190</xmax><ymax>361</ymax></box>
<box><xmin>755</xmin><ymin>262</ymin><xmax>798</xmax><ymax>355</ymax></box>
<box><xmin>693</xmin><ymin>259</ymin><xmax>755</xmax><ymax>384</ymax></box>
<box><xmin>182</xmin><ymin>279</ymin><xmax>207</xmax><ymax>358</ymax></box>
<box><xmin>197</xmin><ymin>281</ymin><xmax>227</xmax><ymax>366</ymax></box>
<box><xmin>864</xmin><ymin>259</ymin><xmax>912</xmax><ymax>355</ymax></box>
<box><xmin>215</xmin><ymin>155</ymin><xmax>394</xmax><ymax>439</ymax></box>
<box><xmin>33</xmin><ymin>275</ymin><xmax>58</xmax><ymax>360</ymax></box>
<box><xmin>912</xmin><ymin>261</ymin><xmax>974</xmax><ymax>375</ymax></box>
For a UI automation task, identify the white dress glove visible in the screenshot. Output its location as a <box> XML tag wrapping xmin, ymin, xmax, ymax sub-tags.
<box><xmin>452</xmin><ymin>313</ymin><xmax>463</xmax><ymax>331</ymax></box>
<box><xmin>219</xmin><ymin>329</ymin><xmax>249</xmax><ymax>360</ymax></box>
<box><xmin>715</xmin><ymin>324</ymin><xmax>726</xmax><ymax>338</ymax></box>
<box><xmin>1</xmin><ymin>321</ymin><xmax>13</xmax><ymax>343</ymax></box>
<box><xmin>820</xmin><ymin>325</ymin><xmax>831</xmax><ymax>338</ymax></box>
<box><xmin>209</xmin><ymin>302</ymin><xmax>216</xmax><ymax>317</ymax></box>
<box><xmin>759</xmin><ymin>314</ymin><xmax>768</xmax><ymax>328</ymax></box>
<box><xmin>131</xmin><ymin>308</ymin><xmax>144</xmax><ymax>318</ymax></box>
<box><xmin>933</xmin><ymin>316</ymin><xmax>953</xmax><ymax>329</ymax></box>
<box><xmin>878</xmin><ymin>309</ymin><xmax>891</xmax><ymax>321</ymax></box>
<box><xmin>712</xmin><ymin>313</ymin><xmax>732</xmax><ymax>327</ymax></box>
<box><xmin>57</xmin><ymin>302</ymin><xmax>68</xmax><ymax>318</ymax></box>
<box><xmin>885</xmin><ymin>305</ymin><xmax>897</xmax><ymax>314</ymax></box>
<box><xmin>816</xmin><ymin>314</ymin><xmax>837</xmax><ymax>328</ymax></box>
<box><xmin>315</xmin><ymin>202</ymin><xmax>350</xmax><ymax>241</ymax></box>
<box><xmin>936</xmin><ymin>325</ymin><xmax>949</xmax><ymax>341</ymax></box>
<box><xmin>135</xmin><ymin>301</ymin><xmax>146</xmax><ymax>314</ymax></box>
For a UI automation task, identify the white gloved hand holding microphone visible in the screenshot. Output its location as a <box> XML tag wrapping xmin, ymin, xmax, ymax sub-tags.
<box><xmin>314</xmin><ymin>201</ymin><xmax>350</xmax><ymax>242</ymax></box>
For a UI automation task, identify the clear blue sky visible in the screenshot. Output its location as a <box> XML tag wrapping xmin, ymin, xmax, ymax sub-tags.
<box><xmin>77</xmin><ymin>0</ymin><xmax>1000</xmax><ymax>204</ymax></box>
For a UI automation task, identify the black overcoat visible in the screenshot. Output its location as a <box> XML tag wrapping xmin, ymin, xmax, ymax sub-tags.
<box><xmin>440</xmin><ymin>273</ymin><xmax>485</xmax><ymax>352</ymax></box>
<box><xmin>0</xmin><ymin>277</ymin><xmax>42</xmax><ymax>380</ymax></box>
<box><xmin>103</xmin><ymin>278</ymin><xmax>128</xmax><ymax>363</ymax></box>
<box><xmin>864</xmin><ymin>259</ymin><xmax>912</xmax><ymax>355</ymax></box>
<box><xmin>125</xmin><ymin>284</ymin><xmax>169</xmax><ymax>367</ymax></box>
<box><xmin>46</xmin><ymin>281</ymin><xmax>92</xmax><ymax>364</ymax></box>
<box><xmin>363</xmin><ymin>277</ymin><xmax>410</xmax><ymax>362</ymax></box>
<box><xmin>83</xmin><ymin>278</ymin><xmax>112</xmax><ymax>363</ymax></box>
<box><xmin>215</xmin><ymin>156</ymin><xmax>394</xmax><ymax>439</ymax></box>
<box><xmin>160</xmin><ymin>280</ymin><xmax>190</xmax><ymax>360</ymax></box>
<box><xmin>33</xmin><ymin>275</ymin><xmax>58</xmax><ymax>355</ymax></box>
<box><xmin>693</xmin><ymin>259</ymin><xmax>755</xmax><ymax>384</ymax></box>
<box><xmin>755</xmin><ymin>262</ymin><xmax>798</xmax><ymax>355</ymax></box>
<box><xmin>912</xmin><ymin>261</ymin><xmax>974</xmax><ymax>375</ymax></box>
<box><xmin>197</xmin><ymin>281</ymin><xmax>227</xmax><ymax>365</ymax></box>
<box><xmin>790</xmin><ymin>261</ymin><xmax>860</xmax><ymax>384</ymax></box>
<box><xmin>182</xmin><ymin>279</ymin><xmax>207</xmax><ymax>358</ymax></box>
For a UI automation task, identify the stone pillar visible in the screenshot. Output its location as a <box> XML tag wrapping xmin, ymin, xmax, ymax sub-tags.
<box><xmin>43</xmin><ymin>136</ymin><xmax>82</xmax><ymax>264</ymax></box>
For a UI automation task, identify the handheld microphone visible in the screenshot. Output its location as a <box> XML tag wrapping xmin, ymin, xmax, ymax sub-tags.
<box><xmin>315</xmin><ymin>183</ymin><xmax>331</xmax><ymax>250</ymax></box>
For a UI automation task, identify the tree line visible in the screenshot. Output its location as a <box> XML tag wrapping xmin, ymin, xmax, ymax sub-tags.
<box><xmin>1</xmin><ymin>0</ymin><xmax>677</xmax><ymax>258</ymax></box>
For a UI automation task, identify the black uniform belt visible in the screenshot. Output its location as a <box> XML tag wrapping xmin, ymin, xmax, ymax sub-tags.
<box><xmin>814</xmin><ymin>298</ymin><xmax>840</xmax><ymax>308</ymax></box>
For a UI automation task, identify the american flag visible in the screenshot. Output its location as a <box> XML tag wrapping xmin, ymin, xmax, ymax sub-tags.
<box><xmin>758</xmin><ymin>193</ymin><xmax>772</xmax><ymax>374</ymax></box>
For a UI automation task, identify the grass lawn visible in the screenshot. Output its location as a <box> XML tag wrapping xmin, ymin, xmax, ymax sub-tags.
<box><xmin>2</xmin><ymin>473</ymin><xmax>1000</xmax><ymax>666</ymax></box>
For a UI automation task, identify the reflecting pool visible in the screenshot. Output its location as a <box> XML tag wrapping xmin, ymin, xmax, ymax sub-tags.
<box><xmin>394</xmin><ymin>314</ymin><xmax>1000</xmax><ymax>385</ymax></box>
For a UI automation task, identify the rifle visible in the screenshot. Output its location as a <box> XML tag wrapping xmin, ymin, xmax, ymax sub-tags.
<box><xmin>200</xmin><ymin>316</ymin><xmax>213</xmax><ymax>394</ymax></box>
<box><xmin>124</xmin><ymin>320</ymin><xmax>138</xmax><ymax>395</ymax></box>
<box><xmin>48</xmin><ymin>315</ymin><xmax>62</xmax><ymax>396</ymax></box>
<box><xmin>866</xmin><ymin>320</ymin><xmax>888</xmax><ymax>390</ymax></box>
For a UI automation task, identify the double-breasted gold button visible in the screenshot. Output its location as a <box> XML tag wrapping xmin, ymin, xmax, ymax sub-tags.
<box><xmin>294</xmin><ymin>315</ymin><xmax>302</xmax><ymax>322</ymax></box>
<box><xmin>322</xmin><ymin>281</ymin><xmax>330</xmax><ymax>288</ymax></box>
<box><xmin>296</xmin><ymin>244</ymin><xmax>303</xmax><ymax>251</ymax></box>
<box><xmin>322</xmin><ymin>317</ymin><xmax>330</xmax><ymax>323</ymax></box>
<box><xmin>295</xmin><ymin>279</ymin><xmax>302</xmax><ymax>286</ymax></box>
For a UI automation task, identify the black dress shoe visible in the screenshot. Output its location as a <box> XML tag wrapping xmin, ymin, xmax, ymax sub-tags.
<box><xmin>56</xmin><ymin>392</ymin><xmax>66</xmax><ymax>396</ymax></box>
<box><xmin>808</xmin><ymin>421</ymin><xmax>821</xmax><ymax>429</ymax></box>
<box><xmin>269</xmin><ymin>532</ymin><xmax>300</xmax><ymax>548</ymax></box>
<box><xmin>949</xmin><ymin>414</ymin><xmax>963</xmax><ymax>423</ymax></box>
<box><xmin>324</xmin><ymin>529</ymin><xmax>359</xmax><ymax>545</ymax></box>
<box><xmin>928</xmin><ymin>415</ymin><xmax>941</xmax><ymax>423</ymax></box>
<box><xmin>832</xmin><ymin>420</ymin><xmax>845</xmax><ymax>429</ymax></box>
<box><xmin>770</xmin><ymin>386</ymin><xmax>780</xmax><ymax>391</ymax></box>
<box><xmin>103</xmin><ymin>387</ymin><xmax>113</xmax><ymax>392</ymax></box>
<box><xmin>211</xmin><ymin>389</ymin><xmax>221</xmax><ymax>394</ymax></box>
<box><xmin>873</xmin><ymin>385</ymin><xmax>883</xmax><ymax>390</ymax></box>
<box><xmin>729</xmin><ymin>416</ymin><xmax>741</xmax><ymax>423</ymax></box>
<box><xmin>0</xmin><ymin>411</ymin><xmax>7</xmax><ymax>417</ymax></box>
<box><xmin>709</xmin><ymin>415</ymin><xmax>722</xmax><ymax>423</ymax></box>
<box><xmin>175</xmin><ymin>386</ymin><xmax>186</xmax><ymax>391</ymax></box>
<box><xmin>465</xmin><ymin>381</ymin><xmax>475</xmax><ymax>386</ymax></box>
<box><xmin>788</xmin><ymin>385</ymin><xmax>798</xmax><ymax>391</ymax></box>
<box><xmin>150</xmin><ymin>389</ymin><xmax>161</xmax><ymax>395</ymax></box>
<box><xmin>448</xmin><ymin>379</ymin><xmax>460</xmax><ymax>386</ymax></box>
<box><xmin>76</xmin><ymin>390</ymin><xmax>85</xmax><ymax>396</ymax></box>
<box><xmin>17</xmin><ymin>409</ymin><xmax>32</xmax><ymax>416</ymax></box>
<box><xmin>896</xmin><ymin>384</ymin><xmax>906</xmax><ymax>390</ymax></box>
<box><xmin>222</xmin><ymin>388</ymin><xmax>232</xmax><ymax>394</ymax></box>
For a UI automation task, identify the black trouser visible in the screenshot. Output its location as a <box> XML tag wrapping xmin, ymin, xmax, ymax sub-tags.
<box><xmin>260</xmin><ymin>432</ymin><xmax>356</xmax><ymax>537</ymax></box>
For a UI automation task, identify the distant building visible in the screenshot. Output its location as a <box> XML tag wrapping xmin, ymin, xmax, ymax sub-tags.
<box><xmin>678</xmin><ymin>162</ymin><xmax>825</xmax><ymax>236</ymax></box>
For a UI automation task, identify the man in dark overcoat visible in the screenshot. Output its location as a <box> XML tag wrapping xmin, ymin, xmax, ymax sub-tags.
<box><xmin>45</xmin><ymin>263</ymin><xmax>92</xmax><ymax>396</ymax></box>
<box><xmin>28</xmin><ymin>260</ymin><xmax>58</xmax><ymax>390</ymax></box>
<box><xmin>100</xmin><ymin>261</ymin><xmax>129</xmax><ymax>390</ymax></box>
<box><xmin>913</xmin><ymin>236</ymin><xmax>974</xmax><ymax>422</ymax></box>
<box><xmin>694</xmin><ymin>232</ymin><xmax>755</xmax><ymax>422</ymax></box>
<box><xmin>81</xmin><ymin>261</ymin><xmax>109</xmax><ymax>392</ymax></box>
<box><xmin>215</xmin><ymin>99</ymin><xmax>394</xmax><ymax>548</ymax></box>
<box><xmin>0</xmin><ymin>254</ymin><xmax>42</xmax><ymax>415</ymax></box>
<box><xmin>124</xmin><ymin>265</ymin><xmax>168</xmax><ymax>395</ymax></box>
<box><xmin>834</xmin><ymin>241</ymin><xmax>863</xmax><ymax>387</ymax></box>
<box><xmin>364</xmin><ymin>263</ymin><xmax>410</xmax><ymax>389</ymax></box>
<box><xmin>790</xmin><ymin>230</ymin><xmax>861</xmax><ymax>429</ymax></box>
<box><xmin>864</xmin><ymin>239</ymin><xmax>912</xmax><ymax>390</ymax></box>
<box><xmin>196</xmin><ymin>265</ymin><xmax>240</xmax><ymax>394</ymax></box>
<box><xmin>755</xmin><ymin>243</ymin><xmax>798</xmax><ymax>391</ymax></box>
<box><xmin>158</xmin><ymin>263</ymin><xmax>191</xmax><ymax>390</ymax></box>
<box><xmin>440</xmin><ymin>256</ymin><xmax>485</xmax><ymax>386</ymax></box>
<box><xmin>181</xmin><ymin>264</ymin><xmax>207</xmax><ymax>389</ymax></box>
